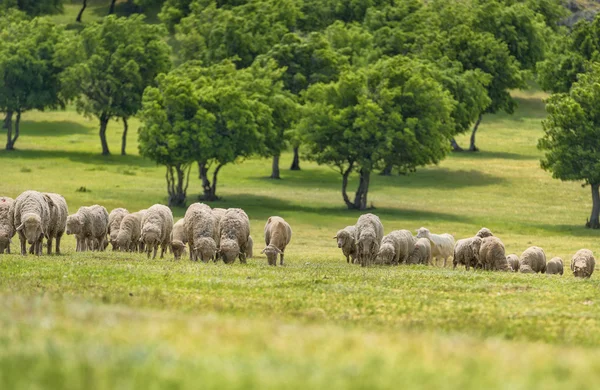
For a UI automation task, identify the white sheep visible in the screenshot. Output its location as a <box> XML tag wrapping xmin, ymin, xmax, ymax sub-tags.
<box><xmin>262</xmin><ymin>216</ymin><xmax>292</xmax><ymax>266</ymax></box>
<box><xmin>108</xmin><ymin>208</ymin><xmax>129</xmax><ymax>251</ymax></box>
<box><xmin>519</xmin><ymin>246</ymin><xmax>546</xmax><ymax>274</ymax></box>
<box><xmin>43</xmin><ymin>193</ymin><xmax>68</xmax><ymax>255</ymax></box>
<box><xmin>416</xmin><ymin>227</ymin><xmax>455</xmax><ymax>267</ymax></box>
<box><xmin>11</xmin><ymin>190</ymin><xmax>53</xmax><ymax>256</ymax></box>
<box><xmin>116</xmin><ymin>210</ymin><xmax>145</xmax><ymax>252</ymax></box>
<box><xmin>141</xmin><ymin>204</ymin><xmax>173</xmax><ymax>259</ymax></box>
<box><xmin>334</xmin><ymin>225</ymin><xmax>357</xmax><ymax>264</ymax></box>
<box><xmin>478</xmin><ymin>236</ymin><xmax>509</xmax><ymax>271</ymax></box>
<box><xmin>184</xmin><ymin>203</ymin><xmax>219</xmax><ymax>262</ymax></box>
<box><xmin>376</xmin><ymin>230</ymin><xmax>415</xmax><ymax>265</ymax></box>
<box><xmin>407</xmin><ymin>238</ymin><xmax>431</xmax><ymax>265</ymax></box>
<box><xmin>571</xmin><ymin>249</ymin><xmax>595</xmax><ymax>278</ymax></box>
<box><xmin>506</xmin><ymin>254</ymin><xmax>519</xmax><ymax>272</ymax></box>
<box><xmin>66</xmin><ymin>205</ymin><xmax>109</xmax><ymax>252</ymax></box>
<box><xmin>355</xmin><ymin>213</ymin><xmax>384</xmax><ymax>267</ymax></box>
<box><xmin>0</xmin><ymin>196</ymin><xmax>15</xmax><ymax>254</ymax></box>
<box><xmin>546</xmin><ymin>257</ymin><xmax>564</xmax><ymax>275</ymax></box>
<box><xmin>453</xmin><ymin>236</ymin><xmax>482</xmax><ymax>270</ymax></box>
<box><xmin>170</xmin><ymin>218</ymin><xmax>187</xmax><ymax>260</ymax></box>
<box><xmin>218</xmin><ymin>208</ymin><xmax>251</xmax><ymax>264</ymax></box>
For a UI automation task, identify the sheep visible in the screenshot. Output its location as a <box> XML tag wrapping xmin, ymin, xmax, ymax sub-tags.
<box><xmin>246</xmin><ymin>235</ymin><xmax>253</xmax><ymax>258</ymax></box>
<box><xmin>476</xmin><ymin>228</ymin><xmax>493</xmax><ymax>238</ymax></box>
<box><xmin>170</xmin><ymin>218</ymin><xmax>187</xmax><ymax>260</ymax></box>
<box><xmin>184</xmin><ymin>203</ymin><xmax>219</xmax><ymax>262</ymax></box>
<box><xmin>218</xmin><ymin>208</ymin><xmax>251</xmax><ymax>264</ymax></box>
<box><xmin>452</xmin><ymin>236</ymin><xmax>482</xmax><ymax>270</ymax></box>
<box><xmin>11</xmin><ymin>191</ymin><xmax>53</xmax><ymax>256</ymax></box>
<box><xmin>66</xmin><ymin>205</ymin><xmax>109</xmax><ymax>252</ymax></box>
<box><xmin>519</xmin><ymin>246</ymin><xmax>546</xmax><ymax>274</ymax></box>
<box><xmin>416</xmin><ymin>227</ymin><xmax>455</xmax><ymax>267</ymax></box>
<box><xmin>0</xmin><ymin>197</ymin><xmax>15</xmax><ymax>254</ymax></box>
<box><xmin>546</xmin><ymin>257</ymin><xmax>564</xmax><ymax>275</ymax></box>
<box><xmin>262</xmin><ymin>216</ymin><xmax>292</xmax><ymax>266</ymax></box>
<box><xmin>506</xmin><ymin>254</ymin><xmax>519</xmax><ymax>272</ymax></box>
<box><xmin>43</xmin><ymin>193</ymin><xmax>68</xmax><ymax>255</ymax></box>
<box><xmin>376</xmin><ymin>230</ymin><xmax>415</xmax><ymax>265</ymax></box>
<box><xmin>115</xmin><ymin>210</ymin><xmax>145</xmax><ymax>252</ymax></box>
<box><xmin>108</xmin><ymin>208</ymin><xmax>129</xmax><ymax>251</ymax></box>
<box><xmin>355</xmin><ymin>213</ymin><xmax>384</xmax><ymax>267</ymax></box>
<box><xmin>212</xmin><ymin>208</ymin><xmax>227</xmax><ymax>224</ymax></box>
<box><xmin>334</xmin><ymin>225</ymin><xmax>357</xmax><ymax>264</ymax></box>
<box><xmin>140</xmin><ymin>204</ymin><xmax>173</xmax><ymax>259</ymax></box>
<box><xmin>571</xmin><ymin>249</ymin><xmax>595</xmax><ymax>278</ymax></box>
<box><xmin>478</xmin><ymin>236</ymin><xmax>509</xmax><ymax>271</ymax></box>
<box><xmin>407</xmin><ymin>238</ymin><xmax>431</xmax><ymax>265</ymax></box>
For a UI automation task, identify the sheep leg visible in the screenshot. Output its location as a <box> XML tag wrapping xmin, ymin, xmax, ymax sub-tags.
<box><xmin>152</xmin><ymin>245</ymin><xmax>158</xmax><ymax>260</ymax></box>
<box><xmin>55</xmin><ymin>234</ymin><xmax>62</xmax><ymax>255</ymax></box>
<box><xmin>160</xmin><ymin>244</ymin><xmax>165</xmax><ymax>259</ymax></box>
<box><xmin>47</xmin><ymin>237</ymin><xmax>53</xmax><ymax>255</ymax></box>
<box><xmin>19</xmin><ymin>232</ymin><xmax>26</xmax><ymax>255</ymax></box>
<box><xmin>280</xmin><ymin>252</ymin><xmax>285</xmax><ymax>266</ymax></box>
<box><xmin>189</xmin><ymin>244</ymin><xmax>194</xmax><ymax>261</ymax></box>
<box><xmin>239</xmin><ymin>252</ymin><xmax>247</xmax><ymax>264</ymax></box>
<box><xmin>6</xmin><ymin>244</ymin><xmax>10</xmax><ymax>254</ymax></box>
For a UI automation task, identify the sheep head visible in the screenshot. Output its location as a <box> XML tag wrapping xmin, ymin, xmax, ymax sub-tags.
<box><xmin>66</xmin><ymin>214</ymin><xmax>83</xmax><ymax>235</ymax></box>
<box><xmin>376</xmin><ymin>243</ymin><xmax>395</xmax><ymax>265</ymax></box>
<box><xmin>141</xmin><ymin>226</ymin><xmax>161</xmax><ymax>248</ymax></box>
<box><xmin>194</xmin><ymin>237</ymin><xmax>217</xmax><ymax>262</ymax></box>
<box><xmin>416</xmin><ymin>227</ymin><xmax>430</xmax><ymax>239</ymax></box>
<box><xmin>0</xmin><ymin>230</ymin><xmax>11</xmax><ymax>253</ymax></box>
<box><xmin>334</xmin><ymin>229</ymin><xmax>353</xmax><ymax>249</ymax></box>
<box><xmin>261</xmin><ymin>244</ymin><xmax>282</xmax><ymax>264</ymax></box>
<box><xmin>171</xmin><ymin>240</ymin><xmax>186</xmax><ymax>260</ymax></box>
<box><xmin>572</xmin><ymin>259</ymin><xmax>590</xmax><ymax>278</ymax></box>
<box><xmin>476</xmin><ymin>228</ymin><xmax>493</xmax><ymax>238</ymax></box>
<box><xmin>219</xmin><ymin>239</ymin><xmax>240</xmax><ymax>264</ymax></box>
<box><xmin>519</xmin><ymin>265</ymin><xmax>535</xmax><ymax>274</ymax></box>
<box><xmin>17</xmin><ymin>213</ymin><xmax>44</xmax><ymax>245</ymax></box>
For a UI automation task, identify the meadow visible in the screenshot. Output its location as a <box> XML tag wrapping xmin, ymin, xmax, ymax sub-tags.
<box><xmin>1</xmin><ymin>89</ymin><xmax>600</xmax><ymax>389</ymax></box>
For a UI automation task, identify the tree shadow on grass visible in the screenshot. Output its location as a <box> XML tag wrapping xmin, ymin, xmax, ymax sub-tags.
<box><xmin>0</xmin><ymin>148</ymin><xmax>152</xmax><ymax>167</ymax></box>
<box><xmin>449</xmin><ymin>150</ymin><xmax>537</xmax><ymax>161</ymax></box>
<box><xmin>18</xmin><ymin>120</ymin><xmax>92</xmax><ymax>137</ymax></box>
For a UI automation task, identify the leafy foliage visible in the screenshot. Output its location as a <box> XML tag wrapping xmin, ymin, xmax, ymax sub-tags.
<box><xmin>0</xmin><ymin>0</ymin><xmax>63</xmax><ymax>16</ymax></box>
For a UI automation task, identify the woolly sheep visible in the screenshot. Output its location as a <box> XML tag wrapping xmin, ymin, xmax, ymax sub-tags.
<box><xmin>355</xmin><ymin>213</ymin><xmax>384</xmax><ymax>267</ymax></box>
<box><xmin>571</xmin><ymin>249</ymin><xmax>595</xmax><ymax>278</ymax></box>
<box><xmin>66</xmin><ymin>205</ymin><xmax>109</xmax><ymax>252</ymax></box>
<box><xmin>506</xmin><ymin>254</ymin><xmax>519</xmax><ymax>272</ymax></box>
<box><xmin>141</xmin><ymin>204</ymin><xmax>173</xmax><ymax>259</ymax></box>
<box><xmin>170</xmin><ymin>218</ymin><xmax>187</xmax><ymax>260</ymax></box>
<box><xmin>108</xmin><ymin>208</ymin><xmax>129</xmax><ymax>251</ymax></box>
<box><xmin>416</xmin><ymin>227</ymin><xmax>455</xmax><ymax>267</ymax></box>
<box><xmin>218</xmin><ymin>208</ymin><xmax>251</xmax><ymax>264</ymax></box>
<box><xmin>0</xmin><ymin>197</ymin><xmax>15</xmax><ymax>254</ymax></box>
<box><xmin>376</xmin><ymin>230</ymin><xmax>415</xmax><ymax>265</ymax></box>
<box><xmin>407</xmin><ymin>238</ymin><xmax>431</xmax><ymax>265</ymax></box>
<box><xmin>262</xmin><ymin>216</ymin><xmax>292</xmax><ymax>266</ymax></box>
<box><xmin>546</xmin><ymin>257</ymin><xmax>564</xmax><ymax>275</ymax></box>
<box><xmin>12</xmin><ymin>190</ymin><xmax>53</xmax><ymax>256</ymax></box>
<box><xmin>519</xmin><ymin>246</ymin><xmax>546</xmax><ymax>274</ymax></box>
<box><xmin>184</xmin><ymin>203</ymin><xmax>219</xmax><ymax>262</ymax></box>
<box><xmin>476</xmin><ymin>228</ymin><xmax>493</xmax><ymax>238</ymax></box>
<box><xmin>334</xmin><ymin>225</ymin><xmax>357</xmax><ymax>264</ymax></box>
<box><xmin>453</xmin><ymin>236</ymin><xmax>482</xmax><ymax>270</ymax></box>
<box><xmin>116</xmin><ymin>210</ymin><xmax>145</xmax><ymax>252</ymax></box>
<box><xmin>478</xmin><ymin>236</ymin><xmax>509</xmax><ymax>271</ymax></box>
<box><xmin>43</xmin><ymin>193</ymin><xmax>68</xmax><ymax>255</ymax></box>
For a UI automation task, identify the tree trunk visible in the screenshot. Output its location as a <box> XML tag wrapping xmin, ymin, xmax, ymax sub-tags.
<box><xmin>380</xmin><ymin>164</ymin><xmax>392</xmax><ymax>176</ymax></box>
<box><xmin>99</xmin><ymin>113</ymin><xmax>110</xmax><ymax>155</ymax></box>
<box><xmin>290</xmin><ymin>146</ymin><xmax>301</xmax><ymax>170</ymax></box>
<box><xmin>4</xmin><ymin>111</ymin><xmax>14</xmax><ymax>150</ymax></box>
<box><xmin>450</xmin><ymin>138</ymin><xmax>464</xmax><ymax>152</ymax></box>
<box><xmin>270</xmin><ymin>154</ymin><xmax>281</xmax><ymax>179</ymax></box>
<box><xmin>76</xmin><ymin>0</ymin><xmax>87</xmax><ymax>22</ymax></box>
<box><xmin>108</xmin><ymin>0</ymin><xmax>117</xmax><ymax>14</ymax></box>
<box><xmin>198</xmin><ymin>161</ymin><xmax>223</xmax><ymax>201</ymax></box>
<box><xmin>11</xmin><ymin>111</ymin><xmax>21</xmax><ymax>148</ymax></box>
<box><xmin>469</xmin><ymin>114</ymin><xmax>483</xmax><ymax>152</ymax></box>
<box><xmin>166</xmin><ymin>164</ymin><xmax>190</xmax><ymax>207</ymax></box>
<box><xmin>2</xmin><ymin>113</ymin><xmax>9</xmax><ymax>129</ymax></box>
<box><xmin>121</xmin><ymin>117</ymin><xmax>128</xmax><ymax>156</ymax></box>
<box><xmin>341</xmin><ymin>162</ymin><xmax>355</xmax><ymax>209</ymax></box>
<box><xmin>353</xmin><ymin>169</ymin><xmax>371</xmax><ymax>210</ymax></box>
<box><xmin>588</xmin><ymin>183</ymin><xmax>600</xmax><ymax>229</ymax></box>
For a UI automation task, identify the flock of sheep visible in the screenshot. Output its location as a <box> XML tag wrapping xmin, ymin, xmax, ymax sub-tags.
<box><xmin>334</xmin><ymin>213</ymin><xmax>596</xmax><ymax>278</ymax></box>
<box><xmin>0</xmin><ymin>191</ymin><xmax>595</xmax><ymax>278</ymax></box>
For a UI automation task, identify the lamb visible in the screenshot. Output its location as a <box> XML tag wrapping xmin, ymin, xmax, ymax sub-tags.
<box><xmin>218</xmin><ymin>208</ymin><xmax>251</xmax><ymax>264</ymax></box>
<box><xmin>407</xmin><ymin>238</ymin><xmax>431</xmax><ymax>265</ymax></box>
<box><xmin>506</xmin><ymin>254</ymin><xmax>520</xmax><ymax>272</ymax></box>
<box><xmin>262</xmin><ymin>216</ymin><xmax>292</xmax><ymax>266</ymax></box>
<box><xmin>184</xmin><ymin>203</ymin><xmax>219</xmax><ymax>262</ymax></box>
<box><xmin>66</xmin><ymin>205</ymin><xmax>109</xmax><ymax>252</ymax></box>
<box><xmin>170</xmin><ymin>218</ymin><xmax>187</xmax><ymax>260</ymax></box>
<box><xmin>0</xmin><ymin>197</ymin><xmax>15</xmax><ymax>254</ymax></box>
<box><xmin>108</xmin><ymin>208</ymin><xmax>129</xmax><ymax>251</ymax></box>
<box><xmin>519</xmin><ymin>246</ymin><xmax>546</xmax><ymax>274</ymax></box>
<box><xmin>476</xmin><ymin>228</ymin><xmax>493</xmax><ymax>238</ymax></box>
<box><xmin>546</xmin><ymin>257</ymin><xmax>564</xmax><ymax>275</ymax></box>
<box><xmin>43</xmin><ymin>193</ymin><xmax>68</xmax><ymax>255</ymax></box>
<box><xmin>140</xmin><ymin>204</ymin><xmax>173</xmax><ymax>259</ymax></box>
<box><xmin>376</xmin><ymin>230</ymin><xmax>415</xmax><ymax>265</ymax></box>
<box><xmin>571</xmin><ymin>249</ymin><xmax>595</xmax><ymax>278</ymax></box>
<box><xmin>478</xmin><ymin>236</ymin><xmax>509</xmax><ymax>271</ymax></box>
<box><xmin>355</xmin><ymin>213</ymin><xmax>384</xmax><ymax>267</ymax></box>
<box><xmin>115</xmin><ymin>210</ymin><xmax>145</xmax><ymax>252</ymax></box>
<box><xmin>11</xmin><ymin>190</ymin><xmax>53</xmax><ymax>256</ymax></box>
<box><xmin>452</xmin><ymin>236</ymin><xmax>482</xmax><ymax>270</ymax></box>
<box><xmin>416</xmin><ymin>227</ymin><xmax>455</xmax><ymax>267</ymax></box>
<box><xmin>334</xmin><ymin>225</ymin><xmax>357</xmax><ymax>264</ymax></box>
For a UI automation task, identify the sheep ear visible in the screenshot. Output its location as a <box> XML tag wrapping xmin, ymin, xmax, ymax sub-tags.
<box><xmin>333</xmin><ymin>236</ymin><xmax>337</xmax><ymax>239</ymax></box>
<box><xmin>261</xmin><ymin>248</ymin><xmax>266</xmax><ymax>254</ymax></box>
<box><xmin>44</xmin><ymin>194</ymin><xmax>55</xmax><ymax>208</ymax></box>
<box><xmin>16</xmin><ymin>223</ymin><xmax>24</xmax><ymax>232</ymax></box>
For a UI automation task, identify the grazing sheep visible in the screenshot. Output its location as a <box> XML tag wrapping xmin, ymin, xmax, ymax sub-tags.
<box><xmin>140</xmin><ymin>204</ymin><xmax>173</xmax><ymax>259</ymax></box>
<box><xmin>571</xmin><ymin>249</ymin><xmax>595</xmax><ymax>278</ymax></box>
<box><xmin>170</xmin><ymin>218</ymin><xmax>187</xmax><ymax>260</ymax></box>
<box><xmin>452</xmin><ymin>236</ymin><xmax>482</xmax><ymax>270</ymax></box>
<box><xmin>334</xmin><ymin>225</ymin><xmax>357</xmax><ymax>264</ymax></box>
<box><xmin>546</xmin><ymin>257</ymin><xmax>564</xmax><ymax>275</ymax></box>
<box><xmin>116</xmin><ymin>211</ymin><xmax>145</xmax><ymax>252</ymax></box>
<box><xmin>0</xmin><ymin>197</ymin><xmax>15</xmax><ymax>254</ymax></box>
<box><xmin>355</xmin><ymin>213</ymin><xmax>384</xmax><ymax>267</ymax></box>
<box><xmin>246</xmin><ymin>235</ymin><xmax>253</xmax><ymax>258</ymax></box>
<box><xmin>262</xmin><ymin>216</ymin><xmax>292</xmax><ymax>266</ymax></box>
<box><xmin>476</xmin><ymin>228</ymin><xmax>493</xmax><ymax>238</ymax></box>
<box><xmin>407</xmin><ymin>238</ymin><xmax>431</xmax><ymax>265</ymax></box>
<box><xmin>416</xmin><ymin>227</ymin><xmax>455</xmax><ymax>267</ymax></box>
<box><xmin>66</xmin><ymin>205</ymin><xmax>109</xmax><ymax>252</ymax></box>
<box><xmin>519</xmin><ymin>264</ymin><xmax>536</xmax><ymax>274</ymax></box>
<box><xmin>43</xmin><ymin>193</ymin><xmax>68</xmax><ymax>255</ymax></box>
<box><xmin>12</xmin><ymin>191</ymin><xmax>53</xmax><ymax>256</ymax></box>
<box><xmin>478</xmin><ymin>236</ymin><xmax>509</xmax><ymax>271</ymax></box>
<box><xmin>519</xmin><ymin>246</ymin><xmax>546</xmax><ymax>274</ymax></box>
<box><xmin>184</xmin><ymin>203</ymin><xmax>219</xmax><ymax>262</ymax></box>
<box><xmin>376</xmin><ymin>230</ymin><xmax>415</xmax><ymax>265</ymax></box>
<box><xmin>506</xmin><ymin>254</ymin><xmax>519</xmax><ymax>272</ymax></box>
<box><xmin>218</xmin><ymin>208</ymin><xmax>251</xmax><ymax>264</ymax></box>
<box><xmin>108</xmin><ymin>208</ymin><xmax>129</xmax><ymax>251</ymax></box>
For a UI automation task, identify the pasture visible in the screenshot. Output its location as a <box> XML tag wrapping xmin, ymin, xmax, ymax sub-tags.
<box><xmin>1</xmin><ymin>89</ymin><xmax>600</xmax><ymax>389</ymax></box>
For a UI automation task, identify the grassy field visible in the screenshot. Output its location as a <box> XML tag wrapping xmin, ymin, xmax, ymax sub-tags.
<box><xmin>1</xmin><ymin>89</ymin><xmax>600</xmax><ymax>389</ymax></box>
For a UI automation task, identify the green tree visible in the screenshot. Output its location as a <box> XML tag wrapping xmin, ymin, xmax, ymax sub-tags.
<box><xmin>539</xmin><ymin>64</ymin><xmax>600</xmax><ymax>228</ymax></box>
<box><xmin>0</xmin><ymin>0</ymin><xmax>63</xmax><ymax>16</ymax></box>
<box><xmin>57</xmin><ymin>15</ymin><xmax>171</xmax><ymax>155</ymax></box>
<box><xmin>299</xmin><ymin>56</ymin><xmax>455</xmax><ymax>210</ymax></box>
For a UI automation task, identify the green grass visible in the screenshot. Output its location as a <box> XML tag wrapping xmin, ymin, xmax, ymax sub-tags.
<box><xmin>1</xmin><ymin>90</ymin><xmax>600</xmax><ymax>388</ymax></box>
